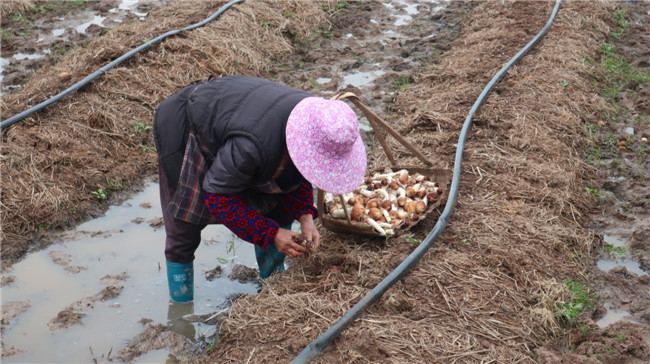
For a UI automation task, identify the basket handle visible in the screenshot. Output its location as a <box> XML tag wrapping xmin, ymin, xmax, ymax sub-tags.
<box><xmin>331</xmin><ymin>92</ymin><xmax>434</xmax><ymax>167</ymax></box>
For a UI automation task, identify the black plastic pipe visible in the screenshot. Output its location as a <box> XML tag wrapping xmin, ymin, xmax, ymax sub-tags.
<box><xmin>0</xmin><ymin>0</ymin><xmax>244</xmax><ymax>131</ymax></box>
<box><xmin>291</xmin><ymin>0</ymin><xmax>563</xmax><ymax>362</ymax></box>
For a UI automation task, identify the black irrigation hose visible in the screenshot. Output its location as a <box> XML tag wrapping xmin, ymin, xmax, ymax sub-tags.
<box><xmin>291</xmin><ymin>0</ymin><xmax>563</xmax><ymax>362</ymax></box>
<box><xmin>0</xmin><ymin>0</ymin><xmax>244</xmax><ymax>131</ymax></box>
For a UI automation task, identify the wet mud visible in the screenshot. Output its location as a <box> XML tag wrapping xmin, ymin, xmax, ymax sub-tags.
<box><xmin>1</xmin><ymin>0</ymin><xmax>649</xmax><ymax>363</ymax></box>
<box><xmin>0</xmin><ymin>182</ymin><xmax>261</xmax><ymax>362</ymax></box>
<box><xmin>0</xmin><ymin>0</ymin><xmax>171</xmax><ymax>95</ymax></box>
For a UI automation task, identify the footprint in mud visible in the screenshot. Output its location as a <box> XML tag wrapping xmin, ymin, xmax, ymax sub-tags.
<box><xmin>115</xmin><ymin>323</ymin><xmax>197</xmax><ymax>363</ymax></box>
<box><xmin>47</xmin><ymin>286</ymin><xmax>124</xmax><ymax>331</ymax></box>
<box><xmin>48</xmin><ymin>250</ymin><xmax>88</xmax><ymax>273</ymax></box>
<box><xmin>99</xmin><ymin>272</ymin><xmax>130</xmax><ymax>286</ymax></box>
<box><xmin>1</xmin><ymin>300</ymin><xmax>31</xmax><ymax>332</ymax></box>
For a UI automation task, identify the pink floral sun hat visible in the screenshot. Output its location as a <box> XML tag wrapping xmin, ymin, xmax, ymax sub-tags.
<box><xmin>286</xmin><ymin>97</ymin><xmax>367</xmax><ymax>195</ymax></box>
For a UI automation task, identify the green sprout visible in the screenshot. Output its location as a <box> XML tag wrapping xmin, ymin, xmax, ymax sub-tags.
<box><xmin>133</xmin><ymin>122</ymin><xmax>152</xmax><ymax>133</ymax></box>
<box><xmin>91</xmin><ymin>188</ymin><xmax>108</xmax><ymax>200</ymax></box>
<box><xmin>405</xmin><ymin>235</ymin><xmax>421</xmax><ymax>245</ymax></box>
<box><xmin>554</xmin><ymin>280</ymin><xmax>597</xmax><ymax>326</ymax></box>
<box><xmin>603</xmin><ymin>242</ymin><xmax>625</xmax><ymax>256</ymax></box>
<box><xmin>585</xmin><ymin>187</ymin><xmax>605</xmax><ymax>202</ymax></box>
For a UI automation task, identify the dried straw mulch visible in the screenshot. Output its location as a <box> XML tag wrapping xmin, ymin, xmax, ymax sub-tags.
<box><xmin>0</xmin><ymin>1</ymin><xmax>331</xmax><ymax>259</ymax></box>
<box><xmin>205</xmin><ymin>1</ymin><xmax>618</xmax><ymax>363</ymax></box>
<box><xmin>0</xmin><ymin>0</ymin><xmax>33</xmax><ymax>18</ymax></box>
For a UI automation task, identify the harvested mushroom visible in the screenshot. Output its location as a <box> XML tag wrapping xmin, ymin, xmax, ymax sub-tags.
<box><xmin>351</xmin><ymin>203</ymin><xmax>366</xmax><ymax>222</ymax></box>
<box><xmin>324</xmin><ymin>169</ymin><xmax>443</xmax><ymax>235</ymax></box>
<box><xmin>292</xmin><ymin>233</ymin><xmax>314</xmax><ymax>252</ymax></box>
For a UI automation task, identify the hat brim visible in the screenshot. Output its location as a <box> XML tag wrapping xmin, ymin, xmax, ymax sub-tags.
<box><xmin>286</xmin><ymin>98</ymin><xmax>367</xmax><ymax>195</ymax></box>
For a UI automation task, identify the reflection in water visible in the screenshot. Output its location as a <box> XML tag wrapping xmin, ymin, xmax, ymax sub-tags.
<box><xmin>597</xmin><ymin>259</ymin><xmax>648</xmax><ymax>276</ymax></box>
<box><xmin>167</xmin><ymin>300</ymin><xmax>196</xmax><ymax>339</ymax></box>
<box><xmin>1</xmin><ymin>182</ymin><xmax>259</xmax><ymax>363</ymax></box>
<box><xmin>596</xmin><ymin>305</ymin><xmax>637</xmax><ymax>328</ymax></box>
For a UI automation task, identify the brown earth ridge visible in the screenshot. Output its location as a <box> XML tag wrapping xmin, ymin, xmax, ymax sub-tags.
<box><xmin>1</xmin><ymin>0</ymin><xmax>649</xmax><ymax>363</ymax></box>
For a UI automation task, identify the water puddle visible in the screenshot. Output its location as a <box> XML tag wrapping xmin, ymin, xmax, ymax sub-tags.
<box><xmin>596</xmin><ymin>305</ymin><xmax>638</xmax><ymax>328</ymax></box>
<box><xmin>342</xmin><ymin>69</ymin><xmax>386</xmax><ymax>89</ymax></box>
<box><xmin>12</xmin><ymin>53</ymin><xmax>45</xmax><ymax>60</ymax></box>
<box><xmin>603</xmin><ymin>233</ymin><xmax>627</xmax><ymax>247</ymax></box>
<box><xmin>76</xmin><ymin>15</ymin><xmax>107</xmax><ymax>33</ymax></box>
<box><xmin>596</xmin><ymin>232</ymin><xmax>647</xmax><ymax>277</ymax></box>
<box><xmin>1</xmin><ymin>182</ymin><xmax>262</xmax><ymax>363</ymax></box>
<box><xmin>1</xmin><ymin>0</ymin><xmax>169</xmax><ymax>95</ymax></box>
<box><xmin>383</xmin><ymin>0</ymin><xmax>419</xmax><ymax>26</ymax></box>
<box><xmin>596</xmin><ymin>259</ymin><xmax>648</xmax><ymax>276</ymax></box>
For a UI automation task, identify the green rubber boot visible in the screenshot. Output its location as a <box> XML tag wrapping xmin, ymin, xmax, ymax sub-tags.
<box><xmin>254</xmin><ymin>223</ymin><xmax>291</xmax><ymax>278</ymax></box>
<box><xmin>166</xmin><ymin>261</ymin><xmax>194</xmax><ymax>303</ymax></box>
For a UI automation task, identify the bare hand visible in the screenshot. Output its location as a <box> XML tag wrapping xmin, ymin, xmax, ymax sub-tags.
<box><xmin>274</xmin><ymin>228</ymin><xmax>310</xmax><ymax>258</ymax></box>
<box><xmin>299</xmin><ymin>214</ymin><xmax>320</xmax><ymax>252</ymax></box>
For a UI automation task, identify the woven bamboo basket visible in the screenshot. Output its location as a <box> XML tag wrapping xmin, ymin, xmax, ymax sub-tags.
<box><xmin>316</xmin><ymin>92</ymin><xmax>451</xmax><ymax>238</ymax></box>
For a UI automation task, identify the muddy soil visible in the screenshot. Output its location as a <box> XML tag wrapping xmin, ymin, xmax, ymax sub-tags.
<box><xmin>0</xmin><ymin>0</ymin><xmax>171</xmax><ymax>95</ymax></box>
<box><xmin>116</xmin><ymin>323</ymin><xmax>198</xmax><ymax>362</ymax></box>
<box><xmin>536</xmin><ymin>1</ymin><xmax>650</xmax><ymax>361</ymax></box>
<box><xmin>1</xmin><ymin>0</ymin><xmax>649</xmax><ymax>363</ymax></box>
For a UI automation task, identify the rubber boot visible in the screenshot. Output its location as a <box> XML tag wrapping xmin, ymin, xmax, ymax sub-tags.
<box><xmin>254</xmin><ymin>223</ymin><xmax>291</xmax><ymax>278</ymax></box>
<box><xmin>166</xmin><ymin>261</ymin><xmax>194</xmax><ymax>303</ymax></box>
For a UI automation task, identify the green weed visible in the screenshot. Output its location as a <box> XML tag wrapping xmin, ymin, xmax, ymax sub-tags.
<box><xmin>394</xmin><ymin>76</ymin><xmax>410</xmax><ymax>91</ymax></box>
<box><xmin>106</xmin><ymin>178</ymin><xmax>126</xmax><ymax>191</ymax></box>
<box><xmin>308</xmin><ymin>78</ymin><xmax>320</xmax><ymax>89</ymax></box>
<box><xmin>91</xmin><ymin>187</ymin><xmax>108</xmax><ymax>200</ymax></box>
<box><xmin>32</xmin><ymin>3</ymin><xmax>56</xmax><ymax>14</ymax></box>
<box><xmin>610</xmin><ymin>9</ymin><xmax>629</xmax><ymax>39</ymax></box>
<box><xmin>281</xmin><ymin>10</ymin><xmax>291</xmax><ymax>17</ymax></box>
<box><xmin>11</xmin><ymin>14</ymin><xmax>30</xmax><ymax>23</ymax></box>
<box><xmin>585</xmin><ymin>187</ymin><xmax>605</xmax><ymax>202</ymax></box>
<box><xmin>604</xmin><ymin>242</ymin><xmax>626</xmax><ymax>256</ymax></box>
<box><xmin>1</xmin><ymin>29</ymin><xmax>14</xmax><ymax>42</ymax></box>
<box><xmin>132</xmin><ymin>121</ymin><xmax>152</xmax><ymax>133</ymax></box>
<box><xmin>405</xmin><ymin>234</ymin><xmax>421</xmax><ymax>244</ymax></box>
<box><xmin>559</xmin><ymin>80</ymin><xmax>569</xmax><ymax>87</ymax></box>
<box><xmin>65</xmin><ymin>0</ymin><xmax>86</xmax><ymax>7</ymax></box>
<box><xmin>205</xmin><ymin>333</ymin><xmax>221</xmax><ymax>354</ymax></box>
<box><xmin>323</xmin><ymin>1</ymin><xmax>350</xmax><ymax>12</ymax></box>
<box><xmin>554</xmin><ymin>280</ymin><xmax>598</xmax><ymax>326</ymax></box>
<box><xmin>599</xmin><ymin>43</ymin><xmax>649</xmax><ymax>89</ymax></box>
<box><xmin>52</xmin><ymin>44</ymin><xmax>66</xmax><ymax>56</ymax></box>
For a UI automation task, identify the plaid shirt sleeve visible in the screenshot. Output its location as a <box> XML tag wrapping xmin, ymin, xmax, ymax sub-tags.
<box><xmin>204</xmin><ymin>192</ymin><xmax>278</xmax><ymax>249</ymax></box>
<box><xmin>279</xmin><ymin>180</ymin><xmax>319</xmax><ymax>221</ymax></box>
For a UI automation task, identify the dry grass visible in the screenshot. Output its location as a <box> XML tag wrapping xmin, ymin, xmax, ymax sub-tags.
<box><xmin>205</xmin><ymin>1</ymin><xmax>617</xmax><ymax>363</ymax></box>
<box><xmin>0</xmin><ymin>0</ymin><xmax>331</xmax><ymax>258</ymax></box>
<box><xmin>0</xmin><ymin>0</ymin><xmax>625</xmax><ymax>362</ymax></box>
<box><xmin>0</xmin><ymin>0</ymin><xmax>33</xmax><ymax>18</ymax></box>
